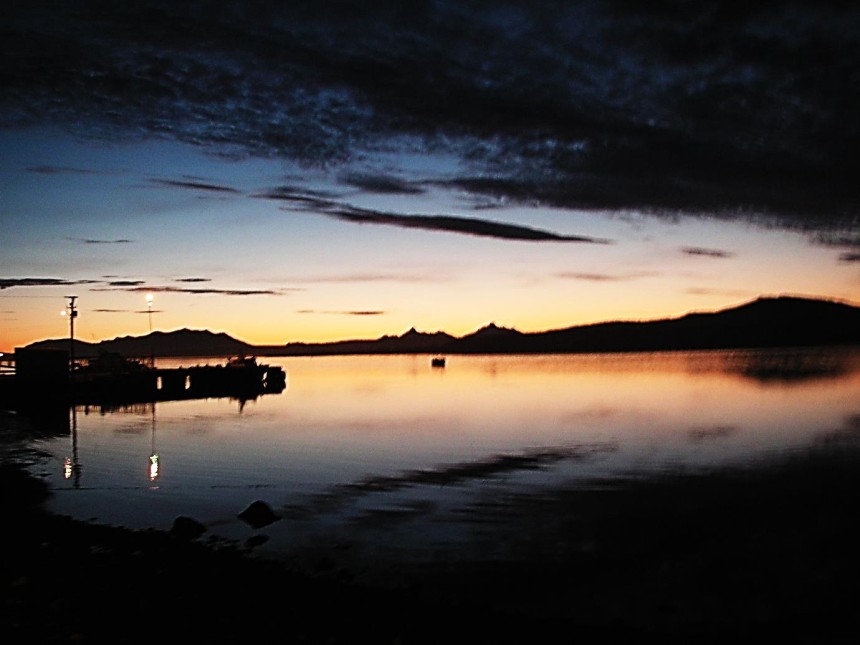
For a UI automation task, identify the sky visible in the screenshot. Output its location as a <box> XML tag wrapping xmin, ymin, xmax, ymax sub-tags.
<box><xmin>2</xmin><ymin>0</ymin><xmax>859</xmax><ymax>352</ymax></box>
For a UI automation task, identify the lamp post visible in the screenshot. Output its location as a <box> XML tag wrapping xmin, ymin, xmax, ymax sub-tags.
<box><xmin>146</xmin><ymin>293</ymin><xmax>153</xmax><ymax>332</ymax></box>
<box><xmin>64</xmin><ymin>295</ymin><xmax>78</xmax><ymax>376</ymax></box>
<box><xmin>146</xmin><ymin>293</ymin><xmax>154</xmax><ymax>367</ymax></box>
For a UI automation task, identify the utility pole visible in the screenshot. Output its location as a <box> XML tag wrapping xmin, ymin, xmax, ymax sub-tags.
<box><xmin>65</xmin><ymin>295</ymin><xmax>78</xmax><ymax>376</ymax></box>
<box><xmin>146</xmin><ymin>293</ymin><xmax>154</xmax><ymax>367</ymax></box>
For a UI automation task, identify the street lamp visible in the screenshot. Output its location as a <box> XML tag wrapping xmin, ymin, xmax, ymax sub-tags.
<box><xmin>146</xmin><ymin>293</ymin><xmax>154</xmax><ymax>367</ymax></box>
<box><xmin>146</xmin><ymin>293</ymin><xmax>154</xmax><ymax>332</ymax></box>
<box><xmin>63</xmin><ymin>295</ymin><xmax>78</xmax><ymax>375</ymax></box>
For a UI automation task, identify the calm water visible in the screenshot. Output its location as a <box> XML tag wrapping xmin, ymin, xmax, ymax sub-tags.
<box><xmin>18</xmin><ymin>348</ymin><xmax>860</xmax><ymax>564</ymax></box>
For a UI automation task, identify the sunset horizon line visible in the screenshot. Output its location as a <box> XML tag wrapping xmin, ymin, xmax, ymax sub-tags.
<box><xmin>8</xmin><ymin>291</ymin><xmax>856</xmax><ymax>353</ymax></box>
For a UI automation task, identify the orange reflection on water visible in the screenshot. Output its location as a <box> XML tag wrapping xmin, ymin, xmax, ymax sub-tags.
<box><xmin>262</xmin><ymin>349</ymin><xmax>860</xmax><ymax>460</ymax></box>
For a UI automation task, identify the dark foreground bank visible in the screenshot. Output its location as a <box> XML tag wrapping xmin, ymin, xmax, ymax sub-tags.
<box><xmin>3</xmin><ymin>416</ymin><xmax>860</xmax><ymax>643</ymax></box>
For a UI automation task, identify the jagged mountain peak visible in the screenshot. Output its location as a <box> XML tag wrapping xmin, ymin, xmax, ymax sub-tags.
<box><xmin>468</xmin><ymin>322</ymin><xmax>522</xmax><ymax>336</ymax></box>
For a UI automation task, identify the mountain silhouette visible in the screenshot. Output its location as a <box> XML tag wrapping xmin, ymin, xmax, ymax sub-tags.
<box><xmin>26</xmin><ymin>328</ymin><xmax>251</xmax><ymax>359</ymax></box>
<box><xmin>22</xmin><ymin>296</ymin><xmax>860</xmax><ymax>359</ymax></box>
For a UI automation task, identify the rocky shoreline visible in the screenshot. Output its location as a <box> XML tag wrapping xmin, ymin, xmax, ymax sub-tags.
<box><xmin>4</xmin><ymin>415</ymin><xmax>860</xmax><ymax>643</ymax></box>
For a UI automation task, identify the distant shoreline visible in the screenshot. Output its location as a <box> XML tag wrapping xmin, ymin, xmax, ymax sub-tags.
<box><xmin>14</xmin><ymin>296</ymin><xmax>860</xmax><ymax>360</ymax></box>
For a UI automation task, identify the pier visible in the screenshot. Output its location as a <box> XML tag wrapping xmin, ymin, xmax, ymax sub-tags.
<box><xmin>2</xmin><ymin>348</ymin><xmax>287</xmax><ymax>408</ymax></box>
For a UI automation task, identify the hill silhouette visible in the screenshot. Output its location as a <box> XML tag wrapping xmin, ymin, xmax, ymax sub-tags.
<box><xmin>22</xmin><ymin>296</ymin><xmax>860</xmax><ymax>359</ymax></box>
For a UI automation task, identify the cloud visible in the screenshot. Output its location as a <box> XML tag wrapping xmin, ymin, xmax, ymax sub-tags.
<box><xmin>264</xmin><ymin>183</ymin><xmax>611</xmax><ymax>242</ymax></box>
<box><xmin>812</xmin><ymin>232</ymin><xmax>860</xmax><ymax>248</ymax></box>
<box><xmin>685</xmin><ymin>287</ymin><xmax>751</xmax><ymax>297</ymax></box>
<box><xmin>91</xmin><ymin>308</ymin><xmax>165</xmax><ymax>313</ymax></box>
<box><xmin>4</xmin><ymin>2</ymin><xmax>859</xmax><ymax>232</ymax></box>
<box><xmin>150</xmin><ymin>178</ymin><xmax>241</xmax><ymax>194</ymax></box>
<box><xmin>91</xmin><ymin>285</ymin><xmax>293</xmax><ymax>296</ymax></box>
<box><xmin>554</xmin><ymin>270</ymin><xmax>657</xmax><ymax>282</ymax></box>
<box><xmin>26</xmin><ymin>165</ymin><xmax>100</xmax><ymax>175</ymax></box>
<box><xmin>338</xmin><ymin>172</ymin><xmax>424</xmax><ymax>195</ymax></box>
<box><xmin>297</xmin><ymin>309</ymin><xmax>386</xmax><ymax>316</ymax></box>
<box><xmin>287</xmin><ymin>272</ymin><xmax>442</xmax><ymax>284</ymax></box>
<box><xmin>106</xmin><ymin>280</ymin><xmax>145</xmax><ymax>287</ymax></box>
<box><xmin>326</xmin><ymin>206</ymin><xmax>612</xmax><ymax>242</ymax></box>
<box><xmin>680</xmin><ymin>247</ymin><xmax>735</xmax><ymax>259</ymax></box>
<box><xmin>174</xmin><ymin>277</ymin><xmax>212</xmax><ymax>283</ymax></box>
<box><xmin>0</xmin><ymin>277</ymin><xmax>99</xmax><ymax>290</ymax></box>
<box><xmin>257</xmin><ymin>185</ymin><xmax>341</xmax><ymax>202</ymax></box>
<box><xmin>555</xmin><ymin>272</ymin><xmax>622</xmax><ymax>282</ymax></box>
<box><xmin>66</xmin><ymin>237</ymin><xmax>133</xmax><ymax>244</ymax></box>
<box><xmin>839</xmin><ymin>252</ymin><xmax>860</xmax><ymax>263</ymax></box>
<box><xmin>277</xmin><ymin>193</ymin><xmax>612</xmax><ymax>242</ymax></box>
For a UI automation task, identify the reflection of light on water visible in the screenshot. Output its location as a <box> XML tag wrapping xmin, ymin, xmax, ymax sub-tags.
<box><xmin>64</xmin><ymin>405</ymin><xmax>82</xmax><ymax>488</ymax></box>
<box><xmin>149</xmin><ymin>400</ymin><xmax>159</xmax><ymax>482</ymax></box>
<box><xmin>35</xmin><ymin>350</ymin><xmax>860</xmax><ymax>545</ymax></box>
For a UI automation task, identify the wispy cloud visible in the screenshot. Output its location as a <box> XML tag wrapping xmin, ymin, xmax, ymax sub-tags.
<box><xmin>26</xmin><ymin>165</ymin><xmax>99</xmax><ymax>175</ymax></box>
<box><xmin>554</xmin><ymin>271</ymin><xmax>656</xmax><ymax>282</ymax></box>
<box><xmin>150</xmin><ymin>178</ymin><xmax>241</xmax><ymax>194</ymax></box>
<box><xmin>839</xmin><ymin>252</ymin><xmax>860</xmax><ymax>263</ymax></box>
<box><xmin>174</xmin><ymin>277</ymin><xmax>212</xmax><ymax>283</ymax></box>
<box><xmin>297</xmin><ymin>309</ymin><xmax>386</xmax><ymax>316</ymax></box>
<box><xmin>812</xmin><ymin>232</ymin><xmax>860</xmax><ymax>249</ymax></box>
<box><xmin>256</xmin><ymin>185</ymin><xmax>341</xmax><ymax>203</ymax></box>
<box><xmin>680</xmin><ymin>247</ymin><xmax>735</xmax><ymax>259</ymax></box>
<box><xmin>65</xmin><ymin>237</ymin><xmax>133</xmax><ymax>245</ymax></box>
<box><xmin>325</xmin><ymin>206</ymin><xmax>612</xmax><ymax>243</ymax></box>
<box><xmin>555</xmin><ymin>272</ymin><xmax>622</xmax><ymax>282</ymax></box>
<box><xmin>92</xmin><ymin>285</ymin><xmax>294</xmax><ymax>296</ymax></box>
<box><xmin>278</xmin><ymin>196</ymin><xmax>612</xmax><ymax>243</ymax></box>
<box><xmin>263</xmin><ymin>183</ymin><xmax>611</xmax><ymax>242</ymax></box>
<box><xmin>0</xmin><ymin>277</ymin><xmax>99</xmax><ymax>290</ymax></box>
<box><xmin>339</xmin><ymin>172</ymin><xmax>424</xmax><ymax>195</ymax></box>
<box><xmin>91</xmin><ymin>308</ymin><xmax>164</xmax><ymax>313</ymax></box>
<box><xmin>105</xmin><ymin>280</ymin><xmax>145</xmax><ymax>287</ymax></box>
<box><xmin>286</xmin><ymin>272</ymin><xmax>442</xmax><ymax>284</ymax></box>
<box><xmin>685</xmin><ymin>287</ymin><xmax>751</xmax><ymax>297</ymax></box>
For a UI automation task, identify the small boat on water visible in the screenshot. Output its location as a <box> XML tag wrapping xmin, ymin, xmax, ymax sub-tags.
<box><xmin>431</xmin><ymin>356</ymin><xmax>446</xmax><ymax>368</ymax></box>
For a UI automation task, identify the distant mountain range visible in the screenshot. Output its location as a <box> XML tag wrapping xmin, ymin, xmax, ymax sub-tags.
<box><xmin>22</xmin><ymin>296</ymin><xmax>860</xmax><ymax>359</ymax></box>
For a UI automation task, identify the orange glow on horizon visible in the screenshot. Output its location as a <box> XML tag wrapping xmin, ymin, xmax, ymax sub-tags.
<box><xmin>2</xmin><ymin>282</ymin><xmax>858</xmax><ymax>353</ymax></box>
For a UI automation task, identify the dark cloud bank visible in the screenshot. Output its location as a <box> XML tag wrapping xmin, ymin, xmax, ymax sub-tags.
<box><xmin>4</xmin><ymin>1</ymin><xmax>859</xmax><ymax>235</ymax></box>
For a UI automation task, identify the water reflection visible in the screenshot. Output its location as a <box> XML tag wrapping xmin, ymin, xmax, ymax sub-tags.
<box><xmin>62</xmin><ymin>405</ymin><xmax>81</xmax><ymax>488</ymax></box>
<box><xmin>149</xmin><ymin>402</ymin><xmax>159</xmax><ymax>484</ymax></box>
<box><xmin>22</xmin><ymin>347</ymin><xmax>860</xmax><ymax>562</ymax></box>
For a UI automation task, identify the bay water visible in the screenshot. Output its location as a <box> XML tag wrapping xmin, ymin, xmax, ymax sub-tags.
<box><xmin>20</xmin><ymin>347</ymin><xmax>860</xmax><ymax>565</ymax></box>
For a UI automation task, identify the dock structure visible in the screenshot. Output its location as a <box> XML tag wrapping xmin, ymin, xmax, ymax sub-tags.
<box><xmin>3</xmin><ymin>348</ymin><xmax>286</xmax><ymax>407</ymax></box>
